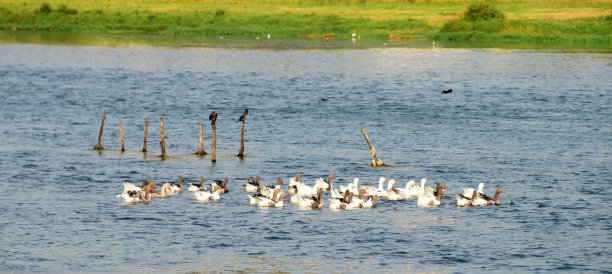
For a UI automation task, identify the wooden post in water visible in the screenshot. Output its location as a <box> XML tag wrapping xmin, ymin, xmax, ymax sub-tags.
<box><xmin>142</xmin><ymin>116</ymin><xmax>148</xmax><ymax>152</ymax></box>
<box><xmin>196</xmin><ymin>122</ymin><xmax>207</xmax><ymax>156</ymax></box>
<box><xmin>209</xmin><ymin>111</ymin><xmax>217</xmax><ymax>162</ymax></box>
<box><xmin>237</xmin><ymin>109</ymin><xmax>248</xmax><ymax>157</ymax></box>
<box><xmin>360</xmin><ymin>126</ymin><xmax>384</xmax><ymax>167</ymax></box>
<box><xmin>93</xmin><ymin>110</ymin><xmax>106</xmax><ymax>150</ymax></box>
<box><xmin>160</xmin><ymin>116</ymin><xmax>166</xmax><ymax>158</ymax></box>
<box><xmin>119</xmin><ymin>120</ymin><xmax>125</xmax><ymax>152</ymax></box>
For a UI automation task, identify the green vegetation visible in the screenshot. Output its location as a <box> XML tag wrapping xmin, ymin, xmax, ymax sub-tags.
<box><xmin>0</xmin><ymin>0</ymin><xmax>610</xmax><ymax>47</ymax></box>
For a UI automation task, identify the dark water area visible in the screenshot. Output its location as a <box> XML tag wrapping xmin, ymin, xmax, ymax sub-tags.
<box><xmin>0</xmin><ymin>38</ymin><xmax>610</xmax><ymax>272</ymax></box>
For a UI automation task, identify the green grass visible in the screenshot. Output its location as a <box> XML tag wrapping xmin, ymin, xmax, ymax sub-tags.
<box><xmin>0</xmin><ymin>0</ymin><xmax>610</xmax><ymax>46</ymax></box>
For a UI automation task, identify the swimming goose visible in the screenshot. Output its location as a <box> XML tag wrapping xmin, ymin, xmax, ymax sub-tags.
<box><xmin>314</xmin><ymin>173</ymin><xmax>335</xmax><ymax>191</ymax></box>
<box><xmin>417</xmin><ymin>185</ymin><xmax>445</xmax><ymax>206</ymax></box>
<box><xmin>260</xmin><ymin>179</ymin><xmax>284</xmax><ymax>198</ymax></box>
<box><xmin>243</xmin><ymin>176</ymin><xmax>260</xmax><ymax>192</ymax></box>
<box><xmin>386</xmin><ymin>179</ymin><xmax>403</xmax><ymax>200</ymax></box>
<box><xmin>163</xmin><ymin>177</ymin><xmax>183</xmax><ymax>194</ymax></box>
<box><xmin>150</xmin><ymin>183</ymin><xmax>173</xmax><ymax>198</ymax></box>
<box><xmin>290</xmin><ymin>180</ymin><xmax>320</xmax><ymax>197</ymax></box>
<box><xmin>480</xmin><ymin>187</ymin><xmax>505</xmax><ymax>205</ymax></box>
<box><xmin>118</xmin><ymin>182</ymin><xmax>155</xmax><ymax>203</ymax></box>
<box><xmin>329</xmin><ymin>191</ymin><xmax>357</xmax><ymax>210</ymax></box>
<box><xmin>365</xmin><ymin>177</ymin><xmax>388</xmax><ymax>197</ymax></box>
<box><xmin>210</xmin><ymin>178</ymin><xmax>229</xmax><ymax>193</ymax></box>
<box><xmin>398</xmin><ymin>180</ymin><xmax>419</xmax><ymax>199</ymax></box>
<box><xmin>251</xmin><ymin>189</ymin><xmax>287</xmax><ymax>208</ymax></box>
<box><xmin>188</xmin><ymin>176</ymin><xmax>207</xmax><ymax>192</ymax></box>
<box><xmin>118</xmin><ymin>180</ymin><xmax>156</xmax><ymax>202</ymax></box>
<box><xmin>462</xmin><ymin>183</ymin><xmax>485</xmax><ymax>198</ymax></box>
<box><xmin>339</xmin><ymin>177</ymin><xmax>360</xmax><ymax>196</ymax></box>
<box><xmin>194</xmin><ymin>185</ymin><xmax>223</xmax><ymax>201</ymax></box>
<box><xmin>456</xmin><ymin>190</ymin><xmax>478</xmax><ymax>206</ymax></box>
<box><xmin>121</xmin><ymin>179</ymin><xmax>155</xmax><ymax>195</ymax></box>
<box><xmin>297</xmin><ymin>188</ymin><xmax>325</xmax><ymax>209</ymax></box>
<box><xmin>288</xmin><ymin>172</ymin><xmax>301</xmax><ymax>187</ymax></box>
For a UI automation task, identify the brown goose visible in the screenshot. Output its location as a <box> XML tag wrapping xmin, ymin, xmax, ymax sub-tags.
<box><xmin>188</xmin><ymin>176</ymin><xmax>207</xmax><ymax>192</ymax></box>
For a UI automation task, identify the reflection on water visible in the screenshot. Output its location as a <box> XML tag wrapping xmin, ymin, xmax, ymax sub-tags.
<box><xmin>0</xmin><ymin>38</ymin><xmax>610</xmax><ymax>272</ymax></box>
<box><xmin>1</xmin><ymin>30</ymin><xmax>611</xmax><ymax>51</ymax></box>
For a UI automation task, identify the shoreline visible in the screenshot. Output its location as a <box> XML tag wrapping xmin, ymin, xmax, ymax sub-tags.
<box><xmin>0</xmin><ymin>0</ymin><xmax>609</xmax><ymax>50</ymax></box>
<box><xmin>1</xmin><ymin>30</ymin><xmax>610</xmax><ymax>52</ymax></box>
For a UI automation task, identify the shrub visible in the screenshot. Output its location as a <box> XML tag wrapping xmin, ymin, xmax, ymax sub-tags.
<box><xmin>462</xmin><ymin>2</ymin><xmax>505</xmax><ymax>22</ymax></box>
<box><xmin>36</xmin><ymin>3</ymin><xmax>53</xmax><ymax>14</ymax></box>
<box><xmin>215</xmin><ymin>9</ymin><xmax>225</xmax><ymax>16</ymax></box>
<box><xmin>57</xmin><ymin>4</ymin><xmax>78</xmax><ymax>15</ymax></box>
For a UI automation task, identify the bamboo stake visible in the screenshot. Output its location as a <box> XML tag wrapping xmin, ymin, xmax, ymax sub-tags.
<box><xmin>93</xmin><ymin>110</ymin><xmax>106</xmax><ymax>150</ymax></box>
<box><xmin>160</xmin><ymin>116</ymin><xmax>166</xmax><ymax>158</ymax></box>
<box><xmin>211</xmin><ymin>123</ymin><xmax>217</xmax><ymax>162</ymax></box>
<box><xmin>119</xmin><ymin>120</ymin><xmax>125</xmax><ymax>152</ymax></box>
<box><xmin>196</xmin><ymin>122</ymin><xmax>207</xmax><ymax>156</ymax></box>
<box><xmin>360</xmin><ymin>126</ymin><xmax>384</xmax><ymax>167</ymax></box>
<box><xmin>237</xmin><ymin>109</ymin><xmax>248</xmax><ymax>157</ymax></box>
<box><xmin>238</xmin><ymin>121</ymin><xmax>245</xmax><ymax>157</ymax></box>
<box><xmin>142</xmin><ymin>116</ymin><xmax>148</xmax><ymax>152</ymax></box>
<box><xmin>210</xmin><ymin>111</ymin><xmax>217</xmax><ymax>162</ymax></box>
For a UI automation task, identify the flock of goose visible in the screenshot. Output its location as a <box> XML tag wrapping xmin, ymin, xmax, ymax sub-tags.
<box><xmin>116</xmin><ymin>172</ymin><xmax>505</xmax><ymax>210</ymax></box>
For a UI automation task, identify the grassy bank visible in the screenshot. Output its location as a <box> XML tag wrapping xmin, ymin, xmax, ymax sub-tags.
<box><xmin>0</xmin><ymin>0</ymin><xmax>610</xmax><ymax>46</ymax></box>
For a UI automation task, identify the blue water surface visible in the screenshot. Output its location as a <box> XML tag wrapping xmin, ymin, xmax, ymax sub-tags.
<box><xmin>0</xmin><ymin>41</ymin><xmax>610</xmax><ymax>273</ymax></box>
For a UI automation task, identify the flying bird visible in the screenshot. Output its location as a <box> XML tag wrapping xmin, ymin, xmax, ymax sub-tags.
<box><xmin>236</xmin><ymin>109</ymin><xmax>248</xmax><ymax>123</ymax></box>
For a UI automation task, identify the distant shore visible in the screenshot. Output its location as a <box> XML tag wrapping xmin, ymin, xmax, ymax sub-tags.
<box><xmin>0</xmin><ymin>0</ymin><xmax>610</xmax><ymax>48</ymax></box>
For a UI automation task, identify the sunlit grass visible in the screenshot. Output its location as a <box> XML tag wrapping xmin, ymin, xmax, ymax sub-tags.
<box><xmin>0</xmin><ymin>0</ymin><xmax>610</xmax><ymax>44</ymax></box>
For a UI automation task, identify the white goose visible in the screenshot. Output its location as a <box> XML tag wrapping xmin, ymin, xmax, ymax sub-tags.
<box><xmin>398</xmin><ymin>180</ymin><xmax>419</xmax><ymax>199</ymax></box>
<box><xmin>259</xmin><ymin>179</ymin><xmax>284</xmax><ymax>198</ymax></box>
<box><xmin>385</xmin><ymin>179</ymin><xmax>403</xmax><ymax>200</ymax></box>
<box><xmin>194</xmin><ymin>185</ymin><xmax>223</xmax><ymax>201</ymax></box>
<box><xmin>118</xmin><ymin>182</ymin><xmax>155</xmax><ymax>203</ymax></box>
<box><xmin>314</xmin><ymin>173</ymin><xmax>335</xmax><ymax>191</ymax></box>
<box><xmin>288</xmin><ymin>172</ymin><xmax>301</xmax><ymax>188</ymax></box>
<box><xmin>252</xmin><ymin>189</ymin><xmax>287</xmax><ymax>208</ymax></box>
<box><xmin>364</xmin><ymin>177</ymin><xmax>388</xmax><ymax>197</ymax></box>
<box><xmin>339</xmin><ymin>177</ymin><xmax>360</xmax><ymax>196</ymax></box>
<box><xmin>463</xmin><ymin>183</ymin><xmax>485</xmax><ymax>198</ymax></box>
<box><xmin>417</xmin><ymin>178</ymin><xmax>429</xmax><ymax>196</ymax></box>
<box><xmin>417</xmin><ymin>184</ymin><xmax>446</xmax><ymax>206</ymax></box>
<box><xmin>296</xmin><ymin>188</ymin><xmax>325</xmax><ymax>209</ymax></box>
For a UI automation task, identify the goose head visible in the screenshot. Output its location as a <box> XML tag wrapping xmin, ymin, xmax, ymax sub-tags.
<box><xmin>378</xmin><ymin>177</ymin><xmax>388</xmax><ymax>189</ymax></box>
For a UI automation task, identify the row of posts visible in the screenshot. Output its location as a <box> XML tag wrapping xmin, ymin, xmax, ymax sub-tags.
<box><xmin>93</xmin><ymin>109</ymin><xmax>249</xmax><ymax>162</ymax></box>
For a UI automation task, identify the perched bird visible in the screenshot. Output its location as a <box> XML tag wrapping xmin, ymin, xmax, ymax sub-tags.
<box><xmin>209</xmin><ymin>111</ymin><xmax>217</xmax><ymax>125</ymax></box>
<box><xmin>441</xmin><ymin>89</ymin><xmax>453</xmax><ymax>94</ymax></box>
<box><xmin>236</xmin><ymin>109</ymin><xmax>248</xmax><ymax>123</ymax></box>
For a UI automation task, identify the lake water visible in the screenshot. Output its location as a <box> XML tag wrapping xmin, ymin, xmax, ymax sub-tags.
<box><xmin>0</xmin><ymin>35</ymin><xmax>610</xmax><ymax>273</ymax></box>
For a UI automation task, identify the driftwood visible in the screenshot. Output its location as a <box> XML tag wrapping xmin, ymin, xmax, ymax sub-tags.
<box><xmin>160</xmin><ymin>116</ymin><xmax>166</xmax><ymax>157</ymax></box>
<box><xmin>119</xmin><ymin>120</ymin><xmax>125</xmax><ymax>152</ymax></box>
<box><xmin>360</xmin><ymin>126</ymin><xmax>384</xmax><ymax>167</ymax></box>
<box><xmin>196</xmin><ymin>122</ymin><xmax>207</xmax><ymax>156</ymax></box>
<box><xmin>142</xmin><ymin>116</ymin><xmax>148</xmax><ymax>152</ymax></box>
<box><xmin>93</xmin><ymin>110</ymin><xmax>106</xmax><ymax>150</ymax></box>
